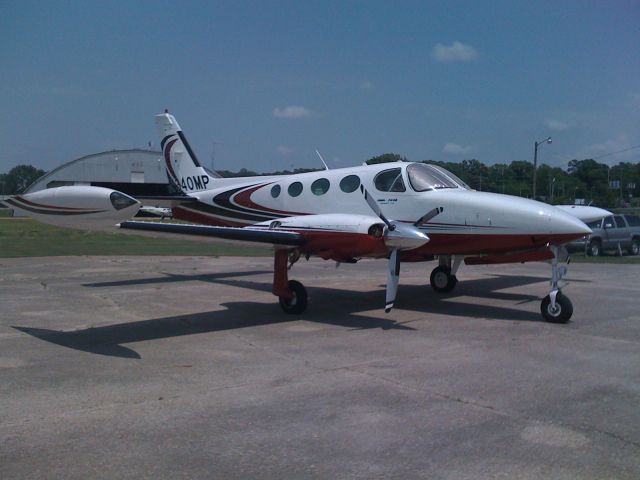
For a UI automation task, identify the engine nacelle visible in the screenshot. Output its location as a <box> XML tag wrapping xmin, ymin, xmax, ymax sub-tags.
<box><xmin>256</xmin><ymin>213</ymin><xmax>385</xmax><ymax>235</ymax></box>
<box><xmin>3</xmin><ymin>186</ymin><xmax>141</xmax><ymax>230</ymax></box>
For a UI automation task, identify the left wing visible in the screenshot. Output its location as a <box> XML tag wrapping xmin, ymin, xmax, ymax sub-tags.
<box><xmin>120</xmin><ymin>221</ymin><xmax>305</xmax><ymax>247</ymax></box>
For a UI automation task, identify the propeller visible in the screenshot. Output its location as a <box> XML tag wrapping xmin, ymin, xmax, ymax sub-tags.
<box><xmin>361</xmin><ymin>186</ymin><xmax>443</xmax><ymax>312</ymax></box>
<box><xmin>386</xmin><ymin>249</ymin><xmax>401</xmax><ymax>312</ymax></box>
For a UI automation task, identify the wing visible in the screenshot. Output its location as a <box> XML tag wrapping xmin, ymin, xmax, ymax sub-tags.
<box><xmin>119</xmin><ymin>221</ymin><xmax>306</xmax><ymax>247</ymax></box>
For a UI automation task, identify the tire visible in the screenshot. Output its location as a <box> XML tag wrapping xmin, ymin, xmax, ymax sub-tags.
<box><xmin>629</xmin><ymin>239</ymin><xmax>640</xmax><ymax>256</ymax></box>
<box><xmin>541</xmin><ymin>292</ymin><xmax>573</xmax><ymax>323</ymax></box>
<box><xmin>279</xmin><ymin>280</ymin><xmax>308</xmax><ymax>314</ymax></box>
<box><xmin>587</xmin><ymin>239</ymin><xmax>601</xmax><ymax>257</ymax></box>
<box><xmin>430</xmin><ymin>266</ymin><xmax>457</xmax><ymax>293</ymax></box>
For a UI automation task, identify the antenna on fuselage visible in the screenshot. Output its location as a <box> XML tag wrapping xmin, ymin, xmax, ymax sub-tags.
<box><xmin>315</xmin><ymin>150</ymin><xmax>330</xmax><ymax>170</ymax></box>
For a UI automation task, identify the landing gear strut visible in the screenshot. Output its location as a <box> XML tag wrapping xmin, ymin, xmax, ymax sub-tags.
<box><xmin>541</xmin><ymin>246</ymin><xmax>573</xmax><ymax>323</ymax></box>
<box><xmin>273</xmin><ymin>249</ymin><xmax>308</xmax><ymax>314</ymax></box>
<box><xmin>430</xmin><ymin>255</ymin><xmax>462</xmax><ymax>293</ymax></box>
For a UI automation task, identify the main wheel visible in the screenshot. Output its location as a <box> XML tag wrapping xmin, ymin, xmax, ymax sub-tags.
<box><xmin>279</xmin><ymin>280</ymin><xmax>308</xmax><ymax>314</ymax></box>
<box><xmin>628</xmin><ymin>238</ymin><xmax>639</xmax><ymax>256</ymax></box>
<box><xmin>430</xmin><ymin>266</ymin><xmax>458</xmax><ymax>293</ymax></box>
<box><xmin>587</xmin><ymin>239</ymin><xmax>601</xmax><ymax>257</ymax></box>
<box><xmin>541</xmin><ymin>292</ymin><xmax>573</xmax><ymax>323</ymax></box>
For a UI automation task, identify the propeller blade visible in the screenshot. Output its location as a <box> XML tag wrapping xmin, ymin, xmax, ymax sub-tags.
<box><xmin>361</xmin><ymin>185</ymin><xmax>394</xmax><ymax>230</ymax></box>
<box><xmin>385</xmin><ymin>248</ymin><xmax>401</xmax><ymax>313</ymax></box>
<box><xmin>414</xmin><ymin>207</ymin><xmax>443</xmax><ymax>227</ymax></box>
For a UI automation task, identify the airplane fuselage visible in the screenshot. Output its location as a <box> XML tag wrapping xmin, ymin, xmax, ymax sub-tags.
<box><xmin>170</xmin><ymin>162</ymin><xmax>590</xmax><ymax>259</ymax></box>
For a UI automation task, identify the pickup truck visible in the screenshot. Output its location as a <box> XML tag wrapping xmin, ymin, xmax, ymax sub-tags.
<box><xmin>567</xmin><ymin>214</ymin><xmax>640</xmax><ymax>256</ymax></box>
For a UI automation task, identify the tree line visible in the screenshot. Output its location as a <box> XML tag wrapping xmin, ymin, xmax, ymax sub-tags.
<box><xmin>2</xmin><ymin>156</ymin><xmax>638</xmax><ymax>208</ymax></box>
<box><xmin>217</xmin><ymin>154</ymin><xmax>639</xmax><ymax>208</ymax></box>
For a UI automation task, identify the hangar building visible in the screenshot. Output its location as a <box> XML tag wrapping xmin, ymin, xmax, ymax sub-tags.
<box><xmin>25</xmin><ymin>149</ymin><xmax>175</xmax><ymax>196</ymax></box>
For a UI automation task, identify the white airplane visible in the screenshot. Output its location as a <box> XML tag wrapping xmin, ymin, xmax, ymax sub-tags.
<box><xmin>2</xmin><ymin>111</ymin><xmax>592</xmax><ymax>323</ymax></box>
<box><xmin>555</xmin><ymin>205</ymin><xmax>612</xmax><ymax>223</ymax></box>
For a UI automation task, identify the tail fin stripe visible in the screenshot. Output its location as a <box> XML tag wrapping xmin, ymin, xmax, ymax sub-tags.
<box><xmin>177</xmin><ymin>131</ymin><xmax>202</xmax><ymax>167</ymax></box>
<box><xmin>160</xmin><ymin>134</ymin><xmax>173</xmax><ymax>151</ymax></box>
<box><xmin>163</xmin><ymin>138</ymin><xmax>179</xmax><ymax>184</ymax></box>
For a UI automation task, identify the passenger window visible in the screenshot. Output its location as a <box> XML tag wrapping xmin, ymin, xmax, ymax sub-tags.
<box><xmin>613</xmin><ymin>216</ymin><xmax>625</xmax><ymax>228</ymax></box>
<box><xmin>270</xmin><ymin>185</ymin><xmax>281</xmax><ymax>198</ymax></box>
<box><xmin>603</xmin><ymin>217</ymin><xmax>614</xmax><ymax>229</ymax></box>
<box><xmin>374</xmin><ymin>168</ymin><xmax>406</xmax><ymax>192</ymax></box>
<box><xmin>339</xmin><ymin>175</ymin><xmax>360</xmax><ymax>193</ymax></box>
<box><xmin>311</xmin><ymin>178</ymin><xmax>330</xmax><ymax>195</ymax></box>
<box><xmin>288</xmin><ymin>182</ymin><xmax>303</xmax><ymax>197</ymax></box>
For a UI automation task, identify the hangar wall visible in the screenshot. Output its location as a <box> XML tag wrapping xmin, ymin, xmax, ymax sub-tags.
<box><xmin>26</xmin><ymin>149</ymin><xmax>174</xmax><ymax>196</ymax></box>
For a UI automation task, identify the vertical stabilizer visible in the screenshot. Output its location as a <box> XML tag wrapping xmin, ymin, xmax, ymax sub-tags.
<box><xmin>155</xmin><ymin>112</ymin><xmax>213</xmax><ymax>193</ymax></box>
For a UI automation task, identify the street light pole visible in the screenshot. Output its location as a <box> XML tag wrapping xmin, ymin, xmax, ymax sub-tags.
<box><xmin>532</xmin><ymin>136</ymin><xmax>552</xmax><ymax>199</ymax></box>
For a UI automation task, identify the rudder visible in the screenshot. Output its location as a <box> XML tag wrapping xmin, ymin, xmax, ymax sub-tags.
<box><xmin>155</xmin><ymin>111</ymin><xmax>213</xmax><ymax>193</ymax></box>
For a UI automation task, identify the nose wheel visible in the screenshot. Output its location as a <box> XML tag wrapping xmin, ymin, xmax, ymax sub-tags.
<box><xmin>542</xmin><ymin>246</ymin><xmax>573</xmax><ymax>323</ymax></box>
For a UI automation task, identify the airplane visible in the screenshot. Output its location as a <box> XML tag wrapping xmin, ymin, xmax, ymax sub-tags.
<box><xmin>554</xmin><ymin>204</ymin><xmax>612</xmax><ymax>223</ymax></box>
<box><xmin>2</xmin><ymin>111</ymin><xmax>592</xmax><ymax>323</ymax></box>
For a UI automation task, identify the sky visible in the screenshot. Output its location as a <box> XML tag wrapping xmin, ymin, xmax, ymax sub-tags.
<box><xmin>1</xmin><ymin>0</ymin><xmax>639</xmax><ymax>174</ymax></box>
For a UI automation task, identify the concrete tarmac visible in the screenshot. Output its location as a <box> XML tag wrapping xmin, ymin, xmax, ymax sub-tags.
<box><xmin>1</xmin><ymin>256</ymin><xmax>639</xmax><ymax>479</ymax></box>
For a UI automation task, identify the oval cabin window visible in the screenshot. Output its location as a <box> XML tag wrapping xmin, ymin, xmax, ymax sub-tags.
<box><xmin>311</xmin><ymin>178</ymin><xmax>330</xmax><ymax>195</ymax></box>
<box><xmin>339</xmin><ymin>175</ymin><xmax>360</xmax><ymax>193</ymax></box>
<box><xmin>288</xmin><ymin>182</ymin><xmax>303</xmax><ymax>197</ymax></box>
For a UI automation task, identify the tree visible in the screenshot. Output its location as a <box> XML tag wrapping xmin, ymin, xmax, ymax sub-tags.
<box><xmin>4</xmin><ymin>165</ymin><xmax>46</xmax><ymax>194</ymax></box>
<box><xmin>0</xmin><ymin>173</ymin><xmax>7</xmax><ymax>195</ymax></box>
<box><xmin>366</xmin><ymin>153</ymin><xmax>406</xmax><ymax>165</ymax></box>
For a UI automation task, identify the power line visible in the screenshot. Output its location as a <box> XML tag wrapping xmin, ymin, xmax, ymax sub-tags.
<box><xmin>592</xmin><ymin>144</ymin><xmax>640</xmax><ymax>160</ymax></box>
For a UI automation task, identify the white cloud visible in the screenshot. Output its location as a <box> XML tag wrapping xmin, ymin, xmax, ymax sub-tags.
<box><xmin>272</xmin><ymin>105</ymin><xmax>312</xmax><ymax>119</ymax></box>
<box><xmin>432</xmin><ymin>42</ymin><xmax>478</xmax><ymax>63</ymax></box>
<box><xmin>276</xmin><ymin>145</ymin><xmax>295</xmax><ymax>155</ymax></box>
<box><xmin>545</xmin><ymin>119</ymin><xmax>570</xmax><ymax>131</ymax></box>
<box><xmin>443</xmin><ymin>143</ymin><xmax>474</xmax><ymax>155</ymax></box>
<box><xmin>361</xmin><ymin>80</ymin><xmax>374</xmax><ymax>90</ymax></box>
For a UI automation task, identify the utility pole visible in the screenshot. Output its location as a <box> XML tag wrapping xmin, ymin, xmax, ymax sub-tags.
<box><xmin>533</xmin><ymin>136</ymin><xmax>552</xmax><ymax>199</ymax></box>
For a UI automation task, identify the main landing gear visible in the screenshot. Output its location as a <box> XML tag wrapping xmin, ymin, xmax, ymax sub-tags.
<box><xmin>273</xmin><ymin>249</ymin><xmax>308</xmax><ymax>314</ymax></box>
<box><xmin>540</xmin><ymin>245</ymin><xmax>573</xmax><ymax>323</ymax></box>
<box><xmin>430</xmin><ymin>255</ymin><xmax>462</xmax><ymax>293</ymax></box>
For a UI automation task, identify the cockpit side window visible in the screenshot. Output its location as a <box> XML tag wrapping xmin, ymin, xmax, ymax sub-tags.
<box><xmin>374</xmin><ymin>168</ymin><xmax>406</xmax><ymax>192</ymax></box>
<box><xmin>407</xmin><ymin>163</ymin><xmax>459</xmax><ymax>192</ymax></box>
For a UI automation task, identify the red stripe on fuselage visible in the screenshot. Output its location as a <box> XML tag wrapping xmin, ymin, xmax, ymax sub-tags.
<box><xmin>232</xmin><ymin>183</ymin><xmax>308</xmax><ymax>217</ymax></box>
<box><xmin>14</xmin><ymin>196</ymin><xmax>100</xmax><ymax>211</ymax></box>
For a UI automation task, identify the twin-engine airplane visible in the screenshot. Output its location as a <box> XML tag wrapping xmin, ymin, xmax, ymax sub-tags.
<box><xmin>3</xmin><ymin>112</ymin><xmax>593</xmax><ymax>323</ymax></box>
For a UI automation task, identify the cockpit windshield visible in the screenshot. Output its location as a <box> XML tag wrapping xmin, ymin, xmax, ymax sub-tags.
<box><xmin>406</xmin><ymin>163</ymin><xmax>466</xmax><ymax>192</ymax></box>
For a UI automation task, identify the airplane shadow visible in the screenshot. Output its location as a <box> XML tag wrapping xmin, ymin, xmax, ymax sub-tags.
<box><xmin>14</xmin><ymin>271</ymin><xmax>591</xmax><ymax>359</ymax></box>
<box><xmin>82</xmin><ymin>270</ymin><xmax>271</xmax><ymax>288</ymax></box>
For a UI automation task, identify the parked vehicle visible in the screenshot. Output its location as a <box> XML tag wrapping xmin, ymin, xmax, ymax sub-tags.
<box><xmin>567</xmin><ymin>214</ymin><xmax>640</xmax><ymax>256</ymax></box>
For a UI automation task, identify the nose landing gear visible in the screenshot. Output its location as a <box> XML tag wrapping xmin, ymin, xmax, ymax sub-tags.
<box><xmin>541</xmin><ymin>246</ymin><xmax>573</xmax><ymax>323</ymax></box>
